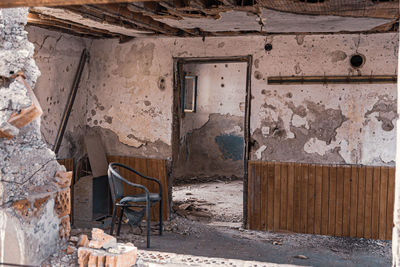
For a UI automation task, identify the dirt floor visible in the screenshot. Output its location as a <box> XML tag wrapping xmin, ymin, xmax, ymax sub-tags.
<box><xmin>43</xmin><ymin>180</ymin><xmax>392</xmax><ymax>266</ymax></box>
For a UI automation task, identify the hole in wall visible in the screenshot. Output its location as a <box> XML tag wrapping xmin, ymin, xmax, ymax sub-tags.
<box><xmin>350</xmin><ymin>54</ymin><xmax>365</xmax><ymax>68</ymax></box>
<box><xmin>265</xmin><ymin>43</ymin><xmax>273</xmax><ymax>51</ymax></box>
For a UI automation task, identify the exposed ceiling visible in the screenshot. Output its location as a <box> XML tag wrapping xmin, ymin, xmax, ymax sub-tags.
<box><xmin>26</xmin><ymin>0</ymin><xmax>400</xmax><ymax>39</ymax></box>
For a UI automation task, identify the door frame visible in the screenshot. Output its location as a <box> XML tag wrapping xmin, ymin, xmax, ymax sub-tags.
<box><xmin>172</xmin><ymin>55</ymin><xmax>253</xmax><ymax>227</ymax></box>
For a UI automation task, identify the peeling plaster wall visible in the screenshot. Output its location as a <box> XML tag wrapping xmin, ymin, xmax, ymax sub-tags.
<box><xmin>27</xmin><ymin>26</ymin><xmax>90</xmax><ymax>159</ymax></box>
<box><xmin>175</xmin><ymin>63</ymin><xmax>247</xmax><ymax>179</ymax></box>
<box><xmin>87</xmin><ymin>32</ymin><xmax>398</xmax><ymax>168</ymax></box>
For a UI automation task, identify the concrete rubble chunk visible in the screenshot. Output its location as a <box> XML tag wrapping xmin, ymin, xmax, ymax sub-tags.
<box><xmin>89</xmin><ymin>228</ymin><xmax>117</xmax><ymax>249</ymax></box>
<box><xmin>78</xmin><ymin>244</ymin><xmax>137</xmax><ymax>267</ymax></box>
<box><xmin>78</xmin><ymin>234</ymin><xmax>90</xmax><ymax>248</ymax></box>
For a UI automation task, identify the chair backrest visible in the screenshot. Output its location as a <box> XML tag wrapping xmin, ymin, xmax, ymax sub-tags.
<box><xmin>108</xmin><ymin>164</ymin><xmax>124</xmax><ymax>203</ymax></box>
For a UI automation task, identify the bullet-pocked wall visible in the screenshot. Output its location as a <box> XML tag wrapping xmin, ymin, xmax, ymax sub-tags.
<box><xmin>85</xmin><ymin>33</ymin><xmax>398</xmax><ymax>169</ymax></box>
<box><xmin>27</xmin><ymin>26</ymin><xmax>90</xmax><ymax>160</ymax></box>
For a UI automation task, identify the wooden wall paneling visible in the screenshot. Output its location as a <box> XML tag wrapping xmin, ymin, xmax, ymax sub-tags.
<box><xmin>287</xmin><ymin>163</ymin><xmax>295</xmax><ymax>232</ymax></box>
<box><xmin>387</xmin><ymin>167</ymin><xmax>395</xmax><ymax>240</ymax></box>
<box><xmin>253</xmin><ymin>162</ymin><xmax>261</xmax><ymax>230</ymax></box>
<box><xmin>321</xmin><ymin>165</ymin><xmax>330</xmax><ymax>235</ymax></box>
<box><xmin>342</xmin><ymin>166</ymin><xmax>351</xmax><ymax>237</ymax></box>
<box><xmin>300</xmin><ymin>164</ymin><xmax>308</xmax><ymax>233</ymax></box>
<box><xmin>314</xmin><ymin>165</ymin><xmax>323</xmax><ymax>235</ymax></box>
<box><xmin>335</xmin><ymin>166</ymin><xmax>344</xmax><ymax>236</ymax></box>
<box><xmin>378</xmin><ymin>167</ymin><xmax>388</xmax><ymax>240</ymax></box>
<box><xmin>349</xmin><ymin>165</ymin><xmax>359</xmax><ymax>237</ymax></box>
<box><xmin>328</xmin><ymin>165</ymin><xmax>337</xmax><ymax>236</ymax></box>
<box><xmin>293</xmin><ymin>164</ymin><xmax>302</xmax><ymax>233</ymax></box>
<box><xmin>356</xmin><ymin>166</ymin><xmax>366</xmax><ymax>238</ymax></box>
<box><xmin>267</xmin><ymin>162</ymin><xmax>275</xmax><ymax>230</ymax></box>
<box><xmin>260</xmin><ymin>162</ymin><xmax>267</xmax><ymax>230</ymax></box>
<box><xmin>280</xmin><ymin>163</ymin><xmax>288</xmax><ymax>231</ymax></box>
<box><xmin>274</xmin><ymin>162</ymin><xmax>281</xmax><ymax>231</ymax></box>
<box><xmin>364</xmin><ymin>166</ymin><xmax>373</xmax><ymax>239</ymax></box>
<box><xmin>247</xmin><ymin>163</ymin><xmax>254</xmax><ymax>229</ymax></box>
<box><xmin>371</xmin><ymin>167</ymin><xmax>381</xmax><ymax>239</ymax></box>
<box><xmin>247</xmin><ymin>161</ymin><xmax>394</xmax><ymax>240</ymax></box>
<box><xmin>307</xmin><ymin>164</ymin><xmax>315</xmax><ymax>234</ymax></box>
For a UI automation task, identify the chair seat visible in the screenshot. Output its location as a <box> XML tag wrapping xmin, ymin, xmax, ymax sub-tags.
<box><xmin>120</xmin><ymin>193</ymin><xmax>161</xmax><ymax>203</ymax></box>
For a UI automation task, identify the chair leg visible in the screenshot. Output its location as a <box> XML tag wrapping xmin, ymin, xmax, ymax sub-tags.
<box><xmin>117</xmin><ymin>207</ymin><xmax>124</xmax><ymax>236</ymax></box>
<box><xmin>146</xmin><ymin>201</ymin><xmax>151</xmax><ymax>248</ymax></box>
<box><xmin>110</xmin><ymin>206</ymin><xmax>117</xmax><ymax>235</ymax></box>
<box><xmin>159</xmin><ymin>200</ymin><xmax>163</xmax><ymax>236</ymax></box>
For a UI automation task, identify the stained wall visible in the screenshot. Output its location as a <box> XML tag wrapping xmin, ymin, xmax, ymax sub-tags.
<box><xmin>175</xmin><ymin>62</ymin><xmax>247</xmax><ymax>179</ymax></box>
<box><xmin>27</xmin><ymin>26</ymin><xmax>90</xmax><ymax>159</ymax></box>
<box><xmin>84</xmin><ymin>33</ymin><xmax>398</xmax><ymax>169</ymax></box>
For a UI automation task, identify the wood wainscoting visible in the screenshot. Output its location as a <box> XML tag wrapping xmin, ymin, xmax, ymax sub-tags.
<box><xmin>57</xmin><ymin>158</ymin><xmax>74</xmax><ymax>172</ymax></box>
<box><xmin>107</xmin><ymin>156</ymin><xmax>169</xmax><ymax>221</ymax></box>
<box><xmin>247</xmin><ymin>161</ymin><xmax>395</xmax><ymax>240</ymax></box>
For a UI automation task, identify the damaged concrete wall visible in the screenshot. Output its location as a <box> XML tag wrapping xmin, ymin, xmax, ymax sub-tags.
<box><xmin>27</xmin><ymin>26</ymin><xmax>90</xmax><ymax>159</ymax></box>
<box><xmin>0</xmin><ymin>9</ymin><xmax>70</xmax><ymax>265</ymax></box>
<box><xmin>87</xmin><ymin>33</ymin><xmax>397</xmax><ymax>169</ymax></box>
<box><xmin>174</xmin><ymin>63</ymin><xmax>247</xmax><ymax>179</ymax></box>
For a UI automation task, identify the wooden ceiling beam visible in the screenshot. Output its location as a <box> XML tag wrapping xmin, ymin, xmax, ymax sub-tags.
<box><xmin>61</xmin><ymin>5</ymin><xmax>154</xmax><ymax>33</ymax></box>
<box><xmin>28</xmin><ymin>12</ymin><xmax>119</xmax><ymax>38</ymax></box>
<box><xmin>0</xmin><ymin>0</ymin><xmax>157</xmax><ymax>8</ymax></box>
<box><xmin>85</xmin><ymin>4</ymin><xmax>187</xmax><ymax>35</ymax></box>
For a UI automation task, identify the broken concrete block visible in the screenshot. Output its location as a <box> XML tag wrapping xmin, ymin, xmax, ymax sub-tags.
<box><xmin>77</xmin><ymin>243</ymin><xmax>137</xmax><ymax>267</ymax></box>
<box><xmin>55</xmin><ymin>171</ymin><xmax>73</xmax><ymax>188</ymax></box>
<box><xmin>0</xmin><ymin>76</ymin><xmax>43</xmax><ymax>139</ymax></box>
<box><xmin>78</xmin><ymin>249</ymin><xmax>90</xmax><ymax>267</ymax></box>
<box><xmin>89</xmin><ymin>228</ymin><xmax>117</xmax><ymax>249</ymax></box>
<box><xmin>78</xmin><ymin>234</ymin><xmax>90</xmax><ymax>248</ymax></box>
<box><xmin>59</xmin><ymin>215</ymin><xmax>71</xmax><ymax>240</ymax></box>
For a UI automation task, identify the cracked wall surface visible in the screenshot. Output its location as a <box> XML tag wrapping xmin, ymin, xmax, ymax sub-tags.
<box><xmin>0</xmin><ymin>10</ymin><xmax>69</xmax><ymax>265</ymax></box>
<box><xmin>84</xmin><ymin>33</ymin><xmax>397</xmax><ymax>168</ymax></box>
<box><xmin>27</xmin><ymin>26</ymin><xmax>90</xmax><ymax>159</ymax></box>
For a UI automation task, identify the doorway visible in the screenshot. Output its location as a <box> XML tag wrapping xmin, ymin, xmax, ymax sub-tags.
<box><xmin>172</xmin><ymin>56</ymin><xmax>252</xmax><ymax>226</ymax></box>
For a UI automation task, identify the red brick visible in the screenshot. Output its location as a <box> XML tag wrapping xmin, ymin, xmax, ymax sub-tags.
<box><xmin>89</xmin><ymin>228</ymin><xmax>116</xmax><ymax>249</ymax></box>
<box><xmin>78</xmin><ymin>234</ymin><xmax>90</xmax><ymax>248</ymax></box>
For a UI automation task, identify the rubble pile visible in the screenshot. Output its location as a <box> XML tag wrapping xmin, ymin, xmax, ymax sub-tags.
<box><xmin>77</xmin><ymin>228</ymin><xmax>138</xmax><ymax>267</ymax></box>
<box><xmin>72</xmin><ymin>228</ymin><xmax>137</xmax><ymax>267</ymax></box>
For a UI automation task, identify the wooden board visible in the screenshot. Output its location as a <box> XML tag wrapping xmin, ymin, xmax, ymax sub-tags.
<box><xmin>107</xmin><ymin>156</ymin><xmax>169</xmax><ymax>221</ymax></box>
<box><xmin>58</xmin><ymin>158</ymin><xmax>74</xmax><ymax>172</ymax></box>
<box><xmin>248</xmin><ymin>161</ymin><xmax>395</xmax><ymax>240</ymax></box>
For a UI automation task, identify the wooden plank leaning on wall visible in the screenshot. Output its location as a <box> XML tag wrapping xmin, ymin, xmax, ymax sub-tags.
<box><xmin>247</xmin><ymin>161</ymin><xmax>395</xmax><ymax>240</ymax></box>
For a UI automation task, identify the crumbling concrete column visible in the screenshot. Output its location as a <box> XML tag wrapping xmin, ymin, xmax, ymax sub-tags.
<box><xmin>0</xmin><ymin>8</ymin><xmax>71</xmax><ymax>265</ymax></box>
<box><xmin>393</xmin><ymin>31</ymin><xmax>400</xmax><ymax>267</ymax></box>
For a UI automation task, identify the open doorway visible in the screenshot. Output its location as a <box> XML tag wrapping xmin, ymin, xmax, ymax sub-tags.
<box><xmin>172</xmin><ymin>57</ymin><xmax>252</xmax><ymax>227</ymax></box>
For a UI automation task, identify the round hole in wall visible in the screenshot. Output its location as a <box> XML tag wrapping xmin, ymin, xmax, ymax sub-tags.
<box><xmin>265</xmin><ymin>43</ymin><xmax>273</xmax><ymax>51</ymax></box>
<box><xmin>350</xmin><ymin>54</ymin><xmax>365</xmax><ymax>68</ymax></box>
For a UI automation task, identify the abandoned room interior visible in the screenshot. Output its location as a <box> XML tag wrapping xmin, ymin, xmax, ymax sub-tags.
<box><xmin>0</xmin><ymin>0</ymin><xmax>400</xmax><ymax>266</ymax></box>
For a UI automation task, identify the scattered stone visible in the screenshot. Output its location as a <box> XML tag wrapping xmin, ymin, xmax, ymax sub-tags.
<box><xmin>67</xmin><ymin>246</ymin><xmax>77</xmax><ymax>255</ymax></box>
<box><xmin>294</xmin><ymin>254</ymin><xmax>308</xmax><ymax>259</ymax></box>
<box><xmin>77</xmin><ymin>234</ymin><xmax>90</xmax><ymax>248</ymax></box>
<box><xmin>89</xmin><ymin>228</ymin><xmax>117</xmax><ymax>249</ymax></box>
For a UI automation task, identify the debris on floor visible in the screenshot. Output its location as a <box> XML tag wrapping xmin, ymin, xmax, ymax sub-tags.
<box><xmin>172</xmin><ymin>199</ymin><xmax>213</xmax><ymax>222</ymax></box>
<box><xmin>173</xmin><ymin>180</ymin><xmax>243</xmax><ymax>224</ymax></box>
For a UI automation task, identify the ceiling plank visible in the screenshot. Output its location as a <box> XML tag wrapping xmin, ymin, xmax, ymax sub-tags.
<box><xmin>28</xmin><ymin>11</ymin><xmax>119</xmax><ymax>37</ymax></box>
<box><xmin>0</xmin><ymin>0</ymin><xmax>157</xmax><ymax>8</ymax></box>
